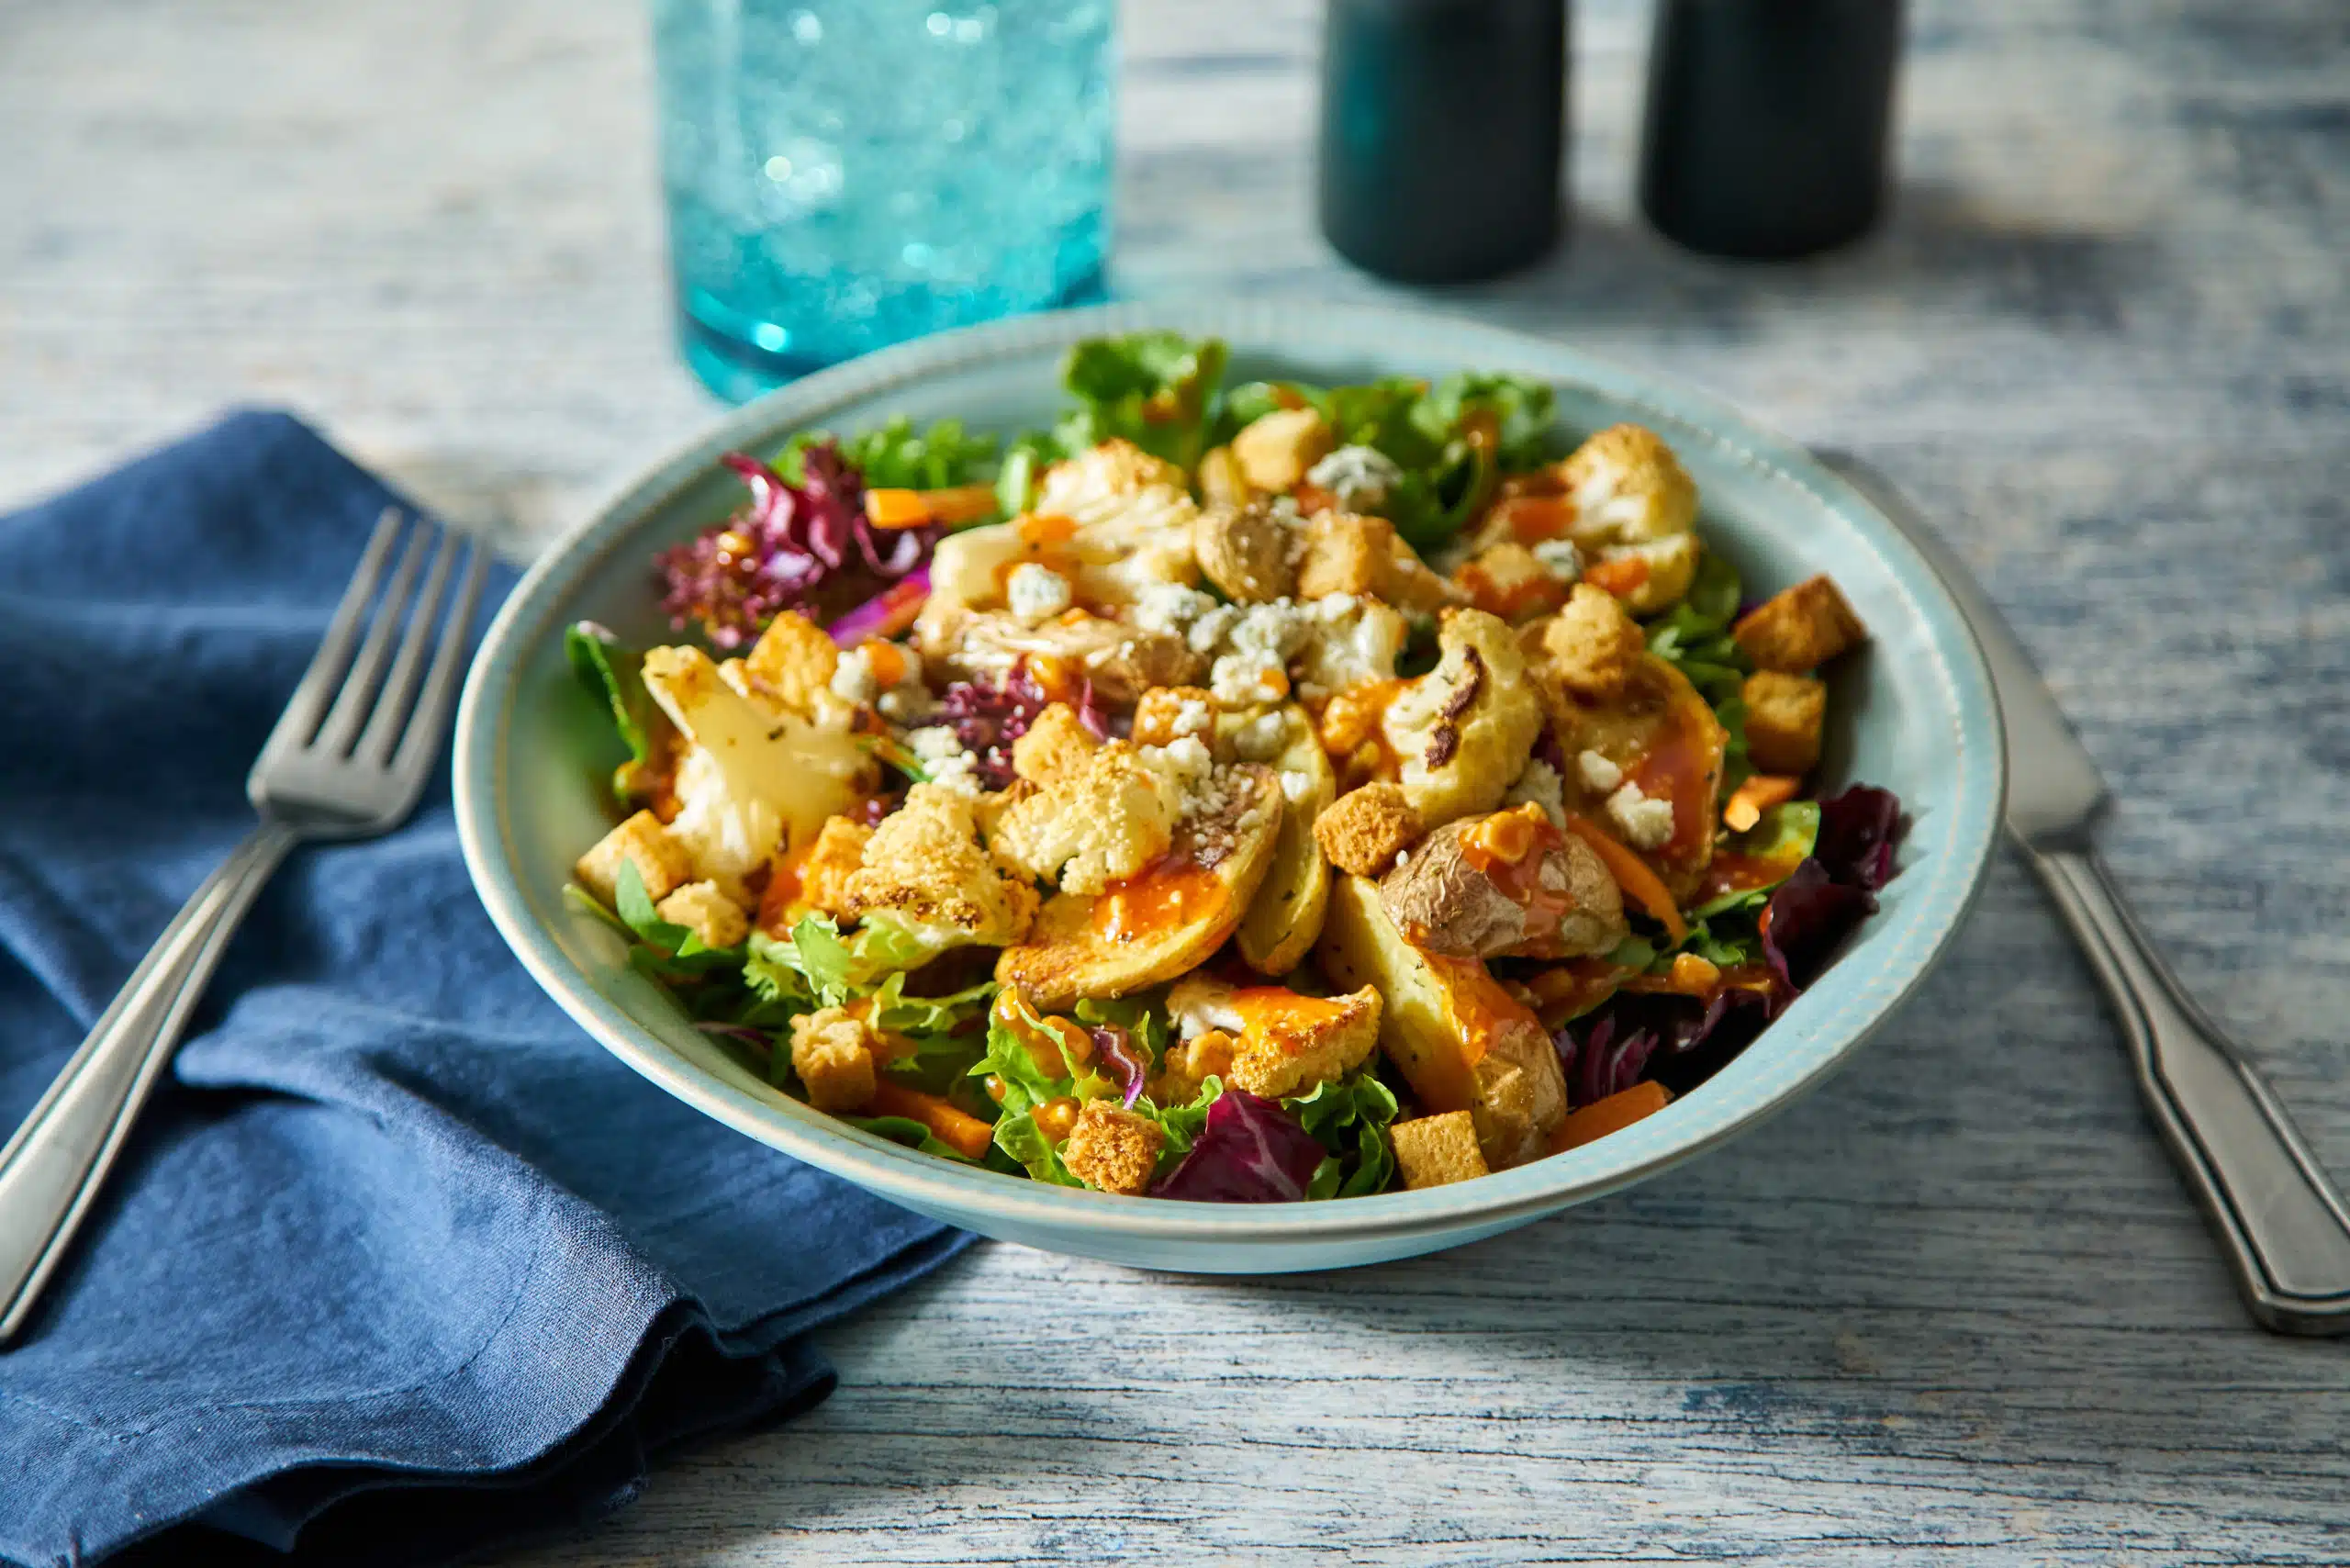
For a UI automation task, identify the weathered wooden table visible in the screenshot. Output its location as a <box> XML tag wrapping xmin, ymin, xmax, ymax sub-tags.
<box><xmin>6</xmin><ymin>0</ymin><xmax>2345</xmax><ymax>1561</ymax></box>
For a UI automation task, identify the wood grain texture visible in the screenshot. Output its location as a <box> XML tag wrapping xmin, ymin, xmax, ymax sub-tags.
<box><xmin>5</xmin><ymin>0</ymin><xmax>2346</xmax><ymax>1562</ymax></box>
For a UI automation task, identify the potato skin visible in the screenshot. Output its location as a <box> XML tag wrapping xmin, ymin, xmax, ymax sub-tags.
<box><xmin>1379</xmin><ymin>818</ymin><xmax>1627</xmax><ymax>960</ymax></box>
<box><xmin>1316</xmin><ymin>874</ymin><xmax>1567</xmax><ymax>1170</ymax></box>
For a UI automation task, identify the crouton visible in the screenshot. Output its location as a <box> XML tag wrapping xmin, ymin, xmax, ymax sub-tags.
<box><xmin>1012</xmin><ymin>701</ymin><xmax>1100</xmax><ymax>787</ymax></box>
<box><xmin>654</xmin><ymin>880</ymin><xmax>750</xmax><ymax>950</ymax></box>
<box><xmin>1538</xmin><ymin>583</ymin><xmax>1646</xmax><ymax>701</ymax></box>
<box><xmin>844</xmin><ymin>784</ymin><xmax>1038</xmax><ymax>948</ymax></box>
<box><xmin>1060</xmin><ymin>1101</ymin><xmax>1168</xmax><ymax>1195</ymax></box>
<box><xmin>796</xmin><ymin>815</ymin><xmax>874</xmax><ymax>920</ymax></box>
<box><xmin>1390</xmin><ymin>1111</ymin><xmax>1492</xmax><ymax>1190</ymax></box>
<box><xmin>1131</xmin><ymin>686</ymin><xmax>1218</xmax><ymax>749</ymax></box>
<box><xmin>1732</xmin><ymin>575</ymin><xmax>1865</xmax><ymax>673</ymax></box>
<box><xmin>1379</xmin><ymin>811</ymin><xmax>1627</xmax><ymax>960</ymax></box>
<box><xmin>1151</xmin><ymin>1028</ymin><xmax>1236</xmax><ymax>1105</ymax></box>
<box><xmin>576</xmin><ymin>810</ymin><xmax>696</xmax><ymax>907</ymax></box>
<box><xmin>988</xmin><ymin>741</ymin><xmax>1180</xmax><ymax>894</ymax></box>
<box><xmin>742</xmin><ymin>611</ymin><xmax>841</xmax><ymax>714</ymax></box>
<box><xmin>1230</xmin><ymin>408</ymin><xmax>1335</xmax><ymax>493</ymax></box>
<box><xmin>1381</xmin><ymin>610</ymin><xmax>1549</xmax><ymax>830</ymax></box>
<box><xmin>789</xmin><ymin>1006</ymin><xmax>878</xmax><ymax>1113</ymax></box>
<box><xmin>1193</xmin><ymin>501</ymin><xmax>1298</xmax><ymax>604</ymax></box>
<box><xmin>1293</xmin><ymin>510</ymin><xmax>1461</xmax><ymax>614</ymax></box>
<box><xmin>1454</xmin><ymin>543</ymin><xmax>1570</xmax><ymax>623</ymax></box>
<box><xmin>1229</xmin><ymin>984</ymin><xmax>1382</xmax><ymax>1100</ymax></box>
<box><xmin>1198</xmin><ymin>443</ymin><xmax>1251</xmax><ymax>509</ymax></box>
<box><xmin>1742</xmin><ymin>670</ymin><xmax>1828</xmax><ymax>774</ymax></box>
<box><xmin>1314</xmin><ymin>782</ymin><xmax>1423</xmax><ymax>876</ymax></box>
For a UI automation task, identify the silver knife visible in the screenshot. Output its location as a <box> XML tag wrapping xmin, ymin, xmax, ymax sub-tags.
<box><xmin>1819</xmin><ymin>451</ymin><xmax>2350</xmax><ymax>1336</ymax></box>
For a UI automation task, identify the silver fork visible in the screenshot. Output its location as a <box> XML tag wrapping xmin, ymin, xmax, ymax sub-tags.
<box><xmin>0</xmin><ymin>510</ymin><xmax>488</xmax><ymax>1346</ymax></box>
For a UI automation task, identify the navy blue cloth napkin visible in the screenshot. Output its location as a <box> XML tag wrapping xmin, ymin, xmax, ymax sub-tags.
<box><xmin>0</xmin><ymin>412</ymin><xmax>973</xmax><ymax>1567</ymax></box>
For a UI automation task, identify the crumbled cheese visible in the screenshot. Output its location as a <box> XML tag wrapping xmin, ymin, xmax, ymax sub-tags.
<box><xmin>1606</xmin><ymin>780</ymin><xmax>1676</xmax><ymax>849</ymax></box>
<box><xmin>1504</xmin><ymin>757</ymin><xmax>1567</xmax><ymax>828</ymax></box>
<box><xmin>1306</xmin><ymin>444</ymin><xmax>1405</xmax><ymax>511</ymax></box>
<box><xmin>1231</xmin><ymin>709</ymin><xmax>1291</xmax><ymax>762</ymax></box>
<box><xmin>1532</xmin><ymin>539</ymin><xmax>1583</xmax><ymax>580</ymax></box>
<box><xmin>1006</xmin><ymin>562</ymin><xmax>1073</xmax><ymax>624</ymax></box>
<box><xmin>908</xmin><ymin>724</ymin><xmax>983</xmax><ymax>796</ymax></box>
<box><xmin>1186</xmin><ymin>604</ymin><xmax>1242</xmax><ymax>657</ymax></box>
<box><xmin>1226</xmin><ymin>599</ymin><xmax>1317</xmax><ymax>662</ymax></box>
<box><xmin>1392</xmin><ymin>846</ymin><xmax>1409</xmax><ymax>868</ymax></box>
<box><xmin>1577</xmin><ymin>749</ymin><xmax>1624</xmax><ymax>793</ymax></box>
<box><xmin>1173</xmin><ymin>697</ymin><xmax>1213</xmax><ymax>738</ymax></box>
<box><xmin>877</xmin><ymin>686</ymin><xmax>936</xmax><ymax>723</ymax></box>
<box><xmin>1210</xmin><ymin>652</ymin><xmax>1288</xmax><ymax>709</ymax></box>
<box><xmin>829</xmin><ymin>646</ymin><xmax>879</xmax><ymax>706</ymax></box>
<box><xmin>1280</xmin><ymin>769</ymin><xmax>1312</xmax><ymax>803</ymax></box>
<box><xmin>1133</xmin><ymin>582</ymin><xmax>1218</xmax><ymax>639</ymax></box>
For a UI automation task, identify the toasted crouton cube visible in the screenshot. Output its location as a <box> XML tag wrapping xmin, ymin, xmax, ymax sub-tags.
<box><xmin>743</xmin><ymin>611</ymin><xmax>841</xmax><ymax>711</ymax></box>
<box><xmin>1733</xmin><ymin>576</ymin><xmax>1865</xmax><ymax>673</ymax></box>
<box><xmin>1198</xmin><ymin>444</ymin><xmax>1251</xmax><ymax>509</ymax></box>
<box><xmin>1012</xmin><ymin>701</ymin><xmax>1099</xmax><ymax>787</ymax></box>
<box><xmin>790</xmin><ymin>1006</ymin><xmax>878</xmax><ymax>1113</ymax></box>
<box><xmin>654</xmin><ymin>880</ymin><xmax>750</xmax><ymax>950</ymax></box>
<box><xmin>1390</xmin><ymin>1111</ymin><xmax>1492</xmax><ymax>1190</ymax></box>
<box><xmin>576</xmin><ymin>810</ymin><xmax>696</xmax><ymax>907</ymax></box>
<box><xmin>1540</xmin><ymin>583</ymin><xmax>1646</xmax><ymax>700</ymax></box>
<box><xmin>1151</xmin><ymin>1027</ymin><xmax>1237</xmax><ymax>1105</ymax></box>
<box><xmin>1742</xmin><ymin>670</ymin><xmax>1827</xmax><ymax>774</ymax></box>
<box><xmin>1313</xmin><ymin>782</ymin><xmax>1423</xmax><ymax>876</ymax></box>
<box><xmin>796</xmin><ymin>816</ymin><xmax>874</xmax><ymax>921</ymax></box>
<box><xmin>1060</xmin><ymin>1101</ymin><xmax>1167</xmax><ymax>1195</ymax></box>
<box><xmin>1131</xmin><ymin>685</ymin><xmax>1217</xmax><ymax>748</ymax></box>
<box><xmin>1230</xmin><ymin>408</ymin><xmax>1334</xmax><ymax>494</ymax></box>
<box><xmin>1227</xmin><ymin>985</ymin><xmax>1382</xmax><ymax>1100</ymax></box>
<box><xmin>1295</xmin><ymin>510</ymin><xmax>1460</xmax><ymax>614</ymax></box>
<box><xmin>1194</xmin><ymin>501</ymin><xmax>1298</xmax><ymax>605</ymax></box>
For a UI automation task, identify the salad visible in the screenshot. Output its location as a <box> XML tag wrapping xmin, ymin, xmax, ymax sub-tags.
<box><xmin>565</xmin><ymin>332</ymin><xmax>1902</xmax><ymax>1202</ymax></box>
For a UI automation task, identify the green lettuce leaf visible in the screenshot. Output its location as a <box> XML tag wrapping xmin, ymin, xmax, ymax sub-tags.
<box><xmin>780</xmin><ymin>415</ymin><xmax>999</xmax><ymax>491</ymax></box>
<box><xmin>610</xmin><ymin>860</ymin><xmax>742</xmax><ymax>973</ymax></box>
<box><xmin>1289</xmin><ymin>1072</ymin><xmax>1402</xmax><ymax>1200</ymax></box>
<box><xmin>565</xmin><ymin>622</ymin><xmax>671</xmax><ymax>804</ymax></box>
<box><xmin>1662</xmin><ymin>800</ymin><xmax>1825</xmax><ymax>969</ymax></box>
<box><xmin>844</xmin><ymin>1114</ymin><xmax>983</xmax><ymax>1162</ymax></box>
<box><xmin>1056</xmin><ymin>332</ymin><xmax>1229</xmax><ymax>472</ymax></box>
<box><xmin>1413</xmin><ymin>372</ymin><xmax>1557</xmax><ymax>470</ymax></box>
<box><xmin>1645</xmin><ymin>551</ymin><xmax>1756</xmax><ymax>790</ymax></box>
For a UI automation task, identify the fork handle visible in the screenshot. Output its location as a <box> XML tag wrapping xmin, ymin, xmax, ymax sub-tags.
<box><xmin>2032</xmin><ymin>846</ymin><xmax>2350</xmax><ymax>1334</ymax></box>
<box><xmin>0</xmin><ymin>823</ymin><xmax>298</xmax><ymax>1345</ymax></box>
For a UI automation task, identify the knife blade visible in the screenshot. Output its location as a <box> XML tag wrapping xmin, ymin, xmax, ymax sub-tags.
<box><xmin>1816</xmin><ymin>449</ymin><xmax>2350</xmax><ymax>1336</ymax></box>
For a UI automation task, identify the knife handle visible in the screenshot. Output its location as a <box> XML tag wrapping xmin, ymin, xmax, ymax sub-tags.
<box><xmin>2031</xmin><ymin>846</ymin><xmax>2350</xmax><ymax>1333</ymax></box>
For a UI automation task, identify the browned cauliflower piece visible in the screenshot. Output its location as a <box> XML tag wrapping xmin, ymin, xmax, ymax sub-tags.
<box><xmin>988</xmin><ymin>740</ymin><xmax>1180</xmax><ymax>895</ymax></box>
<box><xmin>1380</xmin><ymin>609</ymin><xmax>1548</xmax><ymax>831</ymax></box>
<box><xmin>1555</xmin><ymin>425</ymin><xmax>1702</xmax><ymax>613</ymax></box>
<box><xmin>843</xmin><ymin>784</ymin><xmax>1038</xmax><ymax>950</ymax></box>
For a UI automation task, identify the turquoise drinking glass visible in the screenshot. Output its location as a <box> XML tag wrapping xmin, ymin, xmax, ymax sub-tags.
<box><xmin>652</xmin><ymin>0</ymin><xmax>1115</xmax><ymax>401</ymax></box>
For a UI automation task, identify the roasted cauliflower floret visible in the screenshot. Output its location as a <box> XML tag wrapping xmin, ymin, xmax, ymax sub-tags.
<box><xmin>642</xmin><ymin>645</ymin><xmax>869</xmax><ymax>902</ymax></box>
<box><xmin>1229</xmin><ymin>408</ymin><xmax>1336</xmax><ymax>493</ymax></box>
<box><xmin>1032</xmin><ymin>438</ymin><xmax>1201</xmax><ymax>602</ymax></box>
<box><xmin>1163</xmin><ymin>976</ymin><xmax>1382</xmax><ymax>1101</ymax></box>
<box><xmin>1380</xmin><ymin>609</ymin><xmax>1548</xmax><ymax>831</ymax></box>
<box><xmin>1059</xmin><ymin>1102</ymin><xmax>1166</xmax><ymax>1195</ymax></box>
<box><xmin>789</xmin><ymin>1006</ymin><xmax>878</xmax><ymax>1113</ymax></box>
<box><xmin>915</xmin><ymin>606</ymin><xmax>1204</xmax><ymax>707</ymax></box>
<box><xmin>989</xmin><ymin>740</ymin><xmax>1180</xmax><ymax>895</ymax></box>
<box><xmin>842</xmin><ymin>784</ymin><xmax>1038</xmax><ymax>950</ymax></box>
<box><xmin>1557</xmin><ymin>425</ymin><xmax>1702</xmax><ymax>613</ymax></box>
<box><xmin>1454</xmin><ymin>543</ymin><xmax>1574</xmax><ymax>624</ymax></box>
<box><xmin>1292</xmin><ymin>595</ymin><xmax>1409</xmax><ymax>702</ymax></box>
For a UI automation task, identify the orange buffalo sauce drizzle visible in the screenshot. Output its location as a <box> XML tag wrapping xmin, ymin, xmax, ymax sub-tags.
<box><xmin>1457</xmin><ymin>804</ymin><xmax>1572</xmax><ymax>940</ymax></box>
<box><xmin>1623</xmin><ymin>726</ymin><xmax>1711</xmax><ymax>861</ymax></box>
<box><xmin>1523</xmin><ymin>957</ymin><xmax>1635</xmax><ymax>1029</ymax></box>
<box><xmin>989</xmin><ymin>991</ymin><xmax>1093</xmax><ymax>1079</ymax></box>
<box><xmin>755</xmin><ymin>834</ymin><xmax>818</xmax><ymax>936</ymax></box>
<box><xmin>1483</xmin><ymin>494</ymin><xmax>1576</xmax><ymax>545</ymax></box>
<box><xmin>1225</xmin><ymin>988</ymin><xmax>1353</xmax><ymax>1066</ymax></box>
<box><xmin>1092</xmin><ymin>857</ymin><xmax>1226</xmax><ymax>946</ymax></box>
<box><xmin>1693</xmin><ymin>847</ymin><xmax>1807</xmax><ymax>909</ymax></box>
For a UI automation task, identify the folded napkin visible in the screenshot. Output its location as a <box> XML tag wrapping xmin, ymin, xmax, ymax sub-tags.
<box><xmin>0</xmin><ymin>412</ymin><xmax>972</xmax><ymax>1566</ymax></box>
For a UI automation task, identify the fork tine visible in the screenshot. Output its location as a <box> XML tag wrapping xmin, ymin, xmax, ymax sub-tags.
<box><xmin>388</xmin><ymin>539</ymin><xmax>489</xmax><ymax>785</ymax></box>
<box><xmin>312</xmin><ymin>515</ymin><xmax>432</xmax><ymax>757</ymax></box>
<box><xmin>355</xmin><ymin>527</ymin><xmax>461</xmax><ymax>767</ymax></box>
<box><xmin>262</xmin><ymin>508</ymin><xmax>404</xmax><ymax>758</ymax></box>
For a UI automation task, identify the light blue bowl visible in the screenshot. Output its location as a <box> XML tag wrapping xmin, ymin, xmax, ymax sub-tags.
<box><xmin>453</xmin><ymin>301</ymin><xmax>2004</xmax><ymax>1272</ymax></box>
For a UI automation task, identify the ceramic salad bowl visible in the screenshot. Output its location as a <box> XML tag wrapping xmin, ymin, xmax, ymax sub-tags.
<box><xmin>453</xmin><ymin>300</ymin><xmax>2003</xmax><ymax>1272</ymax></box>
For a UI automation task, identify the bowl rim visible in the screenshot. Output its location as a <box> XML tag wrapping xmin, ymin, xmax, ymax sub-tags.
<box><xmin>453</xmin><ymin>298</ymin><xmax>2005</xmax><ymax>1243</ymax></box>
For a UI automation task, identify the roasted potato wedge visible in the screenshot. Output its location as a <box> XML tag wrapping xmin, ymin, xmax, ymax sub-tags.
<box><xmin>1316</xmin><ymin>874</ymin><xmax>1568</xmax><ymax>1170</ymax></box>
<box><xmin>1542</xmin><ymin>651</ymin><xmax>1729</xmax><ymax>902</ymax></box>
<box><xmin>1230</xmin><ymin>709</ymin><xmax>1337</xmax><ymax>975</ymax></box>
<box><xmin>996</xmin><ymin>765</ymin><xmax>1283</xmax><ymax>1010</ymax></box>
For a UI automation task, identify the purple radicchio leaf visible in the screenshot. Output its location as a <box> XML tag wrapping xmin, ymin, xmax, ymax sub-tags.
<box><xmin>1813</xmin><ymin>784</ymin><xmax>1907</xmax><ymax>892</ymax></box>
<box><xmin>1762</xmin><ymin>859</ymin><xmax>1878</xmax><ymax>991</ymax></box>
<box><xmin>1150</xmin><ymin>1091</ymin><xmax>1326</xmax><ymax>1203</ymax></box>
<box><xmin>1553</xmin><ymin>1013</ymin><xmax>1662</xmax><ymax>1109</ymax></box>
<box><xmin>936</xmin><ymin>661</ymin><xmax>1055</xmax><ymax>789</ymax></box>
<box><xmin>1089</xmin><ymin>1024</ymin><xmax>1148</xmax><ymax>1110</ymax></box>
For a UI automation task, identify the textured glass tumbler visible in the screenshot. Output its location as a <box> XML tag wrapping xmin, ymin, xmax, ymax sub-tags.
<box><xmin>653</xmin><ymin>1</ymin><xmax>1115</xmax><ymax>401</ymax></box>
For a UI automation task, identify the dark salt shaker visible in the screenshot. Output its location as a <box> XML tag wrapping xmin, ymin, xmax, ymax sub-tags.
<box><xmin>1319</xmin><ymin>0</ymin><xmax>1569</xmax><ymax>284</ymax></box>
<box><xmin>1639</xmin><ymin>0</ymin><xmax>1903</xmax><ymax>259</ymax></box>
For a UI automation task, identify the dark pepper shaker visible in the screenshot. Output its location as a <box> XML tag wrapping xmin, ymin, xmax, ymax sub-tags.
<box><xmin>1639</xmin><ymin>0</ymin><xmax>1904</xmax><ymax>259</ymax></box>
<box><xmin>1318</xmin><ymin>0</ymin><xmax>1569</xmax><ymax>284</ymax></box>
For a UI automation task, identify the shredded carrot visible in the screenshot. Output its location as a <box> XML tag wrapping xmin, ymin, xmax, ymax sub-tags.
<box><xmin>1550</xmin><ymin>1081</ymin><xmax>1673</xmax><ymax>1153</ymax></box>
<box><xmin>1722</xmin><ymin>773</ymin><xmax>1803</xmax><ymax>833</ymax></box>
<box><xmin>917</xmin><ymin>483</ymin><xmax>1000</xmax><ymax>526</ymax></box>
<box><xmin>1562</xmin><ymin>815</ymin><xmax>1687</xmax><ymax>942</ymax></box>
<box><xmin>863</xmin><ymin>487</ymin><xmax>934</xmax><ymax>529</ymax></box>
<box><xmin>1583</xmin><ymin>554</ymin><xmax>1651</xmax><ymax>599</ymax></box>
<box><xmin>866</xmin><ymin>1082</ymin><xmax>996</xmax><ymax>1161</ymax></box>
